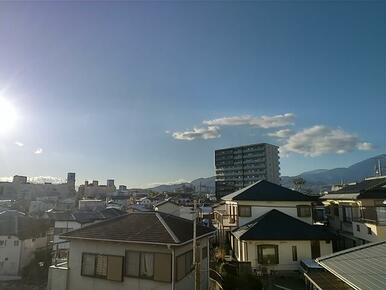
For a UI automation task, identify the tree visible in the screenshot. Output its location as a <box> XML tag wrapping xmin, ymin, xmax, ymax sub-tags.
<box><xmin>292</xmin><ymin>177</ymin><xmax>306</xmax><ymax>191</ymax></box>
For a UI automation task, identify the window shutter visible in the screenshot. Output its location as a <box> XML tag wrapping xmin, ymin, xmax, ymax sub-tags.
<box><xmin>154</xmin><ymin>253</ymin><xmax>171</xmax><ymax>282</ymax></box>
<box><xmin>107</xmin><ymin>256</ymin><xmax>123</xmax><ymax>282</ymax></box>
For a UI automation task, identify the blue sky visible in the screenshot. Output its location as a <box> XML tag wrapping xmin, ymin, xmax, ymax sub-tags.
<box><xmin>0</xmin><ymin>1</ymin><xmax>385</xmax><ymax>187</ymax></box>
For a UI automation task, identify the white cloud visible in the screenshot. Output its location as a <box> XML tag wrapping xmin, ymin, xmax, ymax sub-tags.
<box><xmin>357</xmin><ymin>142</ymin><xmax>373</xmax><ymax>151</ymax></box>
<box><xmin>14</xmin><ymin>141</ymin><xmax>24</xmax><ymax>147</ymax></box>
<box><xmin>172</xmin><ymin>126</ymin><xmax>220</xmax><ymax>141</ymax></box>
<box><xmin>268</xmin><ymin>129</ymin><xmax>293</xmax><ymax>138</ymax></box>
<box><xmin>0</xmin><ymin>176</ymin><xmax>64</xmax><ymax>184</ymax></box>
<box><xmin>281</xmin><ymin>125</ymin><xmax>373</xmax><ymax>157</ymax></box>
<box><xmin>28</xmin><ymin>176</ymin><xmax>64</xmax><ymax>184</ymax></box>
<box><xmin>203</xmin><ymin>113</ymin><xmax>295</xmax><ymax>128</ymax></box>
<box><xmin>34</xmin><ymin>148</ymin><xmax>43</xmax><ymax>154</ymax></box>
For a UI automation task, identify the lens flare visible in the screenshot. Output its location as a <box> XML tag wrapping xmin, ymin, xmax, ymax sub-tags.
<box><xmin>0</xmin><ymin>98</ymin><xmax>18</xmax><ymax>135</ymax></box>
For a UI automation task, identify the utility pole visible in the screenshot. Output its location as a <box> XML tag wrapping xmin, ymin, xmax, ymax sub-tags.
<box><xmin>193</xmin><ymin>200</ymin><xmax>200</xmax><ymax>290</ymax></box>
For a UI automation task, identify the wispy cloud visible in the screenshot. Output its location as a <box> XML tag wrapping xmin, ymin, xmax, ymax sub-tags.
<box><xmin>170</xmin><ymin>113</ymin><xmax>294</xmax><ymax>141</ymax></box>
<box><xmin>268</xmin><ymin>129</ymin><xmax>293</xmax><ymax>138</ymax></box>
<box><xmin>14</xmin><ymin>141</ymin><xmax>24</xmax><ymax>147</ymax></box>
<box><xmin>146</xmin><ymin>178</ymin><xmax>189</xmax><ymax>187</ymax></box>
<box><xmin>203</xmin><ymin>113</ymin><xmax>295</xmax><ymax>128</ymax></box>
<box><xmin>34</xmin><ymin>148</ymin><xmax>43</xmax><ymax>154</ymax></box>
<box><xmin>0</xmin><ymin>176</ymin><xmax>64</xmax><ymax>184</ymax></box>
<box><xmin>280</xmin><ymin>125</ymin><xmax>373</xmax><ymax>157</ymax></box>
<box><xmin>28</xmin><ymin>176</ymin><xmax>64</xmax><ymax>184</ymax></box>
<box><xmin>172</xmin><ymin>126</ymin><xmax>220</xmax><ymax>141</ymax></box>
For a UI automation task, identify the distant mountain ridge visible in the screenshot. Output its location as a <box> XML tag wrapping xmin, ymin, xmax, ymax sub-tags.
<box><xmin>145</xmin><ymin>154</ymin><xmax>386</xmax><ymax>194</ymax></box>
<box><xmin>281</xmin><ymin>154</ymin><xmax>386</xmax><ymax>192</ymax></box>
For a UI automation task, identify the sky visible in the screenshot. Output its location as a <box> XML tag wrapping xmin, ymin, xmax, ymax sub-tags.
<box><xmin>0</xmin><ymin>1</ymin><xmax>385</xmax><ymax>187</ymax></box>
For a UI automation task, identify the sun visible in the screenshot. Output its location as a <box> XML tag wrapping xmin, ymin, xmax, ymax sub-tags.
<box><xmin>0</xmin><ymin>98</ymin><xmax>18</xmax><ymax>135</ymax></box>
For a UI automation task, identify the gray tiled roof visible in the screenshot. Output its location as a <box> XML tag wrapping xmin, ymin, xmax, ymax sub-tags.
<box><xmin>0</xmin><ymin>210</ymin><xmax>50</xmax><ymax>240</ymax></box>
<box><xmin>61</xmin><ymin>211</ymin><xmax>215</xmax><ymax>245</ymax></box>
<box><xmin>232</xmin><ymin>209</ymin><xmax>334</xmax><ymax>241</ymax></box>
<box><xmin>322</xmin><ymin>177</ymin><xmax>386</xmax><ymax>200</ymax></box>
<box><xmin>222</xmin><ymin>180</ymin><xmax>317</xmax><ymax>201</ymax></box>
<box><xmin>48</xmin><ymin>208</ymin><xmax>125</xmax><ymax>224</ymax></box>
<box><xmin>317</xmin><ymin>241</ymin><xmax>386</xmax><ymax>290</ymax></box>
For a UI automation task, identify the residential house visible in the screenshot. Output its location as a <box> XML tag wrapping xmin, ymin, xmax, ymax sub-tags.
<box><xmin>153</xmin><ymin>200</ymin><xmax>194</xmax><ymax>220</ymax></box>
<box><xmin>321</xmin><ymin>176</ymin><xmax>386</xmax><ymax>250</ymax></box>
<box><xmin>47</xmin><ymin>212</ymin><xmax>215</xmax><ymax>290</ymax></box>
<box><xmin>213</xmin><ymin>180</ymin><xmax>334</xmax><ymax>273</ymax></box>
<box><xmin>48</xmin><ymin>208</ymin><xmax>125</xmax><ymax>252</ymax></box>
<box><xmin>0</xmin><ymin>210</ymin><xmax>50</xmax><ymax>280</ymax></box>
<box><xmin>305</xmin><ymin>241</ymin><xmax>386</xmax><ymax>290</ymax></box>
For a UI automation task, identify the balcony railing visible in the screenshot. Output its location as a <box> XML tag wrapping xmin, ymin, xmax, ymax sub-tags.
<box><xmin>213</xmin><ymin>210</ymin><xmax>238</xmax><ymax>227</ymax></box>
<box><xmin>352</xmin><ymin>206</ymin><xmax>386</xmax><ymax>225</ymax></box>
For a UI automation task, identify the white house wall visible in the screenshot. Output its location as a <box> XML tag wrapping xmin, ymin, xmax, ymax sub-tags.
<box><xmin>66</xmin><ymin>237</ymin><xmax>210</xmax><ymax>290</ymax></box>
<box><xmin>242</xmin><ymin>240</ymin><xmax>332</xmax><ymax>271</ymax></box>
<box><xmin>0</xmin><ymin>235</ymin><xmax>21</xmax><ymax>276</ymax></box>
<box><xmin>227</xmin><ymin>200</ymin><xmax>314</xmax><ymax>226</ymax></box>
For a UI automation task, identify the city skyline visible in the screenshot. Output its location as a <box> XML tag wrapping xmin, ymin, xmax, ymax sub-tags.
<box><xmin>0</xmin><ymin>1</ymin><xmax>385</xmax><ymax>187</ymax></box>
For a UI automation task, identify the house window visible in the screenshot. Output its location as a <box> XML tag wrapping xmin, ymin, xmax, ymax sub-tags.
<box><xmin>0</xmin><ymin>240</ymin><xmax>6</xmax><ymax>247</ymax></box>
<box><xmin>292</xmin><ymin>246</ymin><xmax>297</xmax><ymax>261</ymax></box>
<box><xmin>81</xmin><ymin>253</ymin><xmax>123</xmax><ymax>282</ymax></box>
<box><xmin>342</xmin><ymin>206</ymin><xmax>353</xmax><ymax>222</ymax></box>
<box><xmin>140</xmin><ymin>253</ymin><xmax>154</xmax><ymax>279</ymax></box>
<box><xmin>297</xmin><ymin>205</ymin><xmax>311</xmax><ymax>217</ymax></box>
<box><xmin>233</xmin><ymin>236</ymin><xmax>239</xmax><ymax>258</ymax></box>
<box><xmin>176</xmin><ymin>250</ymin><xmax>193</xmax><ymax>281</ymax></box>
<box><xmin>238</xmin><ymin>205</ymin><xmax>252</xmax><ymax>217</ymax></box>
<box><xmin>125</xmin><ymin>251</ymin><xmax>140</xmax><ymax>277</ymax></box>
<box><xmin>125</xmin><ymin>251</ymin><xmax>171</xmax><ymax>282</ymax></box>
<box><xmin>333</xmin><ymin>205</ymin><xmax>339</xmax><ymax>216</ymax></box>
<box><xmin>257</xmin><ymin>245</ymin><xmax>279</xmax><ymax>265</ymax></box>
<box><xmin>95</xmin><ymin>255</ymin><xmax>108</xmax><ymax>278</ymax></box>
<box><xmin>14</xmin><ymin>240</ymin><xmax>19</xmax><ymax>246</ymax></box>
<box><xmin>202</xmin><ymin>246</ymin><xmax>208</xmax><ymax>260</ymax></box>
<box><xmin>81</xmin><ymin>254</ymin><xmax>96</xmax><ymax>276</ymax></box>
<box><xmin>367</xmin><ymin>227</ymin><xmax>372</xmax><ymax>235</ymax></box>
<box><xmin>356</xmin><ymin>225</ymin><xmax>360</xmax><ymax>232</ymax></box>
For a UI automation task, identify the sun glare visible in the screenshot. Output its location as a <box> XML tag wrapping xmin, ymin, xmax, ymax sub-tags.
<box><xmin>0</xmin><ymin>98</ymin><xmax>18</xmax><ymax>135</ymax></box>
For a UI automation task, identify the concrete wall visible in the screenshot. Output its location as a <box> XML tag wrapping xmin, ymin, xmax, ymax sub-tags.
<box><xmin>352</xmin><ymin>221</ymin><xmax>386</xmax><ymax>243</ymax></box>
<box><xmin>0</xmin><ymin>234</ymin><xmax>47</xmax><ymax>277</ymax></box>
<box><xmin>0</xmin><ymin>235</ymin><xmax>21</xmax><ymax>276</ymax></box>
<box><xmin>60</xmin><ymin>237</ymin><xmax>210</xmax><ymax>290</ymax></box>
<box><xmin>47</xmin><ymin>263</ymin><xmax>68</xmax><ymax>290</ymax></box>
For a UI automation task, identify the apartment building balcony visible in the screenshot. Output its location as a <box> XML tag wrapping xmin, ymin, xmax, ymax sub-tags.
<box><xmin>354</xmin><ymin>206</ymin><xmax>386</xmax><ymax>225</ymax></box>
<box><xmin>213</xmin><ymin>210</ymin><xmax>238</xmax><ymax>229</ymax></box>
<box><xmin>352</xmin><ymin>206</ymin><xmax>386</xmax><ymax>242</ymax></box>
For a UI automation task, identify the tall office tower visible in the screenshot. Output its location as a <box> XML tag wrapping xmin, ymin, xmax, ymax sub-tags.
<box><xmin>215</xmin><ymin>143</ymin><xmax>280</xmax><ymax>198</ymax></box>
<box><xmin>107</xmin><ymin>179</ymin><xmax>115</xmax><ymax>188</ymax></box>
<box><xmin>67</xmin><ymin>172</ymin><xmax>76</xmax><ymax>185</ymax></box>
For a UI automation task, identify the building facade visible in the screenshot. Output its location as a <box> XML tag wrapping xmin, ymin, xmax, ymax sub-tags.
<box><xmin>0</xmin><ymin>173</ymin><xmax>76</xmax><ymax>200</ymax></box>
<box><xmin>213</xmin><ymin>181</ymin><xmax>334</xmax><ymax>273</ymax></box>
<box><xmin>321</xmin><ymin>176</ymin><xmax>386</xmax><ymax>250</ymax></box>
<box><xmin>0</xmin><ymin>210</ymin><xmax>50</xmax><ymax>280</ymax></box>
<box><xmin>215</xmin><ymin>143</ymin><xmax>280</xmax><ymax>198</ymax></box>
<box><xmin>47</xmin><ymin>212</ymin><xmax>214</xmax><ymax>290</ymax></box>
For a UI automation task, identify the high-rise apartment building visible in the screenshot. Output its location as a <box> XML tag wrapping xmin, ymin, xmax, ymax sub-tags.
<box><xmin>215</xmin><ymin>143</ymin><xmax>280</xmax><ymax>198</ymax></box>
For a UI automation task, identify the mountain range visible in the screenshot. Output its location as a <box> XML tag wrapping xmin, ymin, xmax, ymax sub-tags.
<box><xmin>146</xmin><ymin>154</ymin><xmax>386</xmax><ymax>193</ymax></box>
